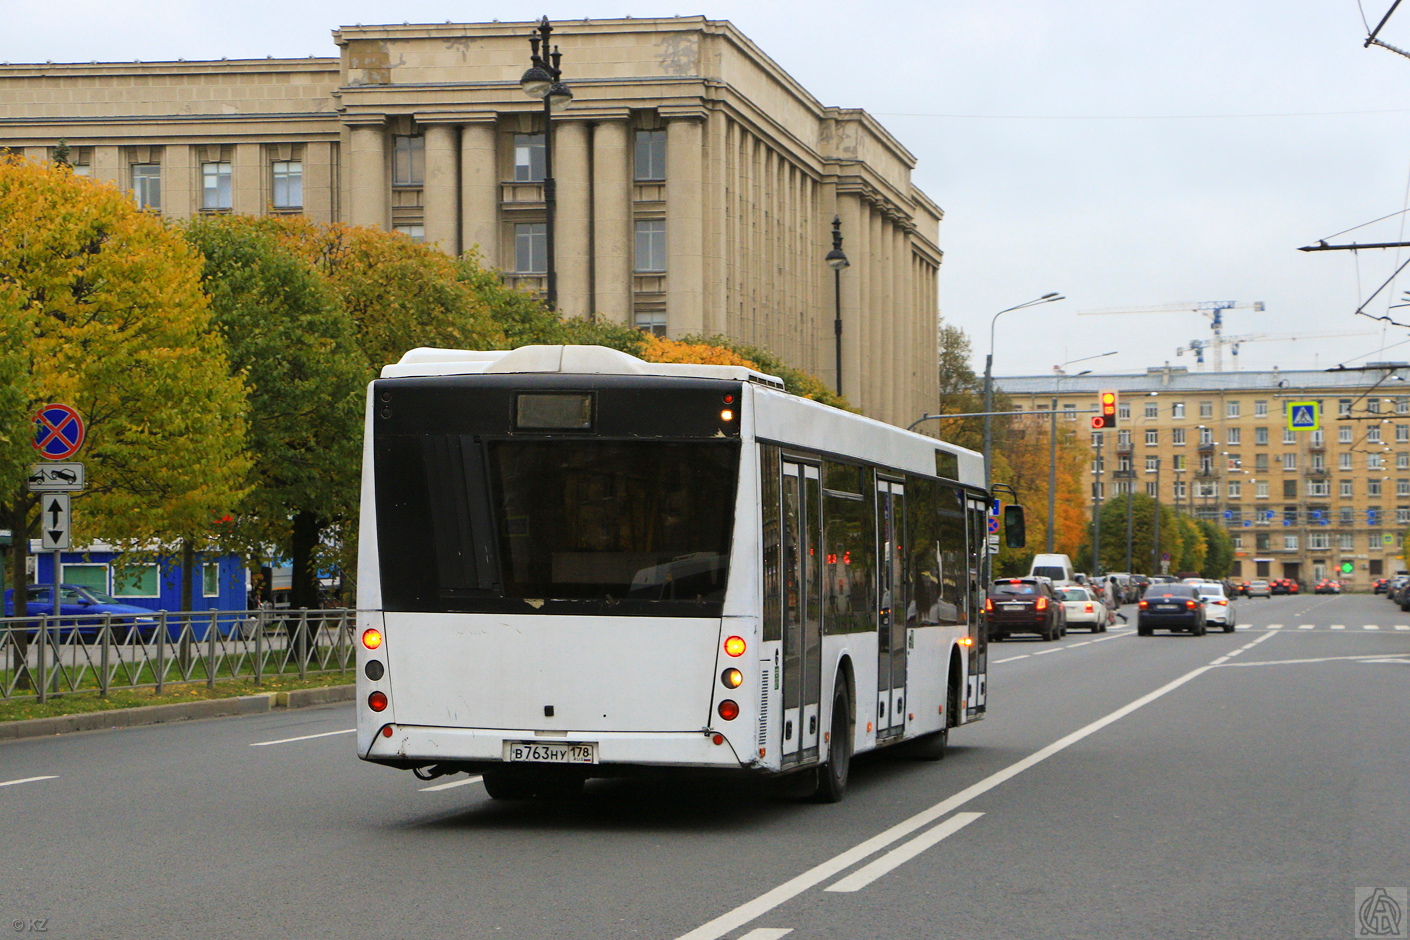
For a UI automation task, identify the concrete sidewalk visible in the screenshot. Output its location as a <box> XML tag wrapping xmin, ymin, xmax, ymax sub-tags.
<box><xmin>0</xmin><ymin>684</ymin><xmax>355</xmax><ymax>742</ymax></box>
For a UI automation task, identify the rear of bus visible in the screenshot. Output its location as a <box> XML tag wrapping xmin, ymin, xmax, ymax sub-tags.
<box><xmin>355</xmin><ymin>349</ymin><xmax>762</xmax><ymax>788</ymax></box>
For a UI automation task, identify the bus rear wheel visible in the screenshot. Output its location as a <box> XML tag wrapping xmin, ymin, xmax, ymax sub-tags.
<box><xmin>814</xmin><ymin>685</ymin><xmax>853</xmax><ymax>803</ymax></box>
<box><xmin>482</xmin><ymin>770</ymin><xmax>536</xmax><ymax>800</ymax></box>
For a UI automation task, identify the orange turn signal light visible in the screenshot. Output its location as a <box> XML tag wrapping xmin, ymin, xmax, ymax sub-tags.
<box><xmin>724</xmin><ymin>636</ymin><xmax>747</xmax><ymax>657</ymax></box>
<box><xmin>361</xmin><ymin>628</ymin><xmax>383</xmax><ymax>650</ymax></box>
<box><xmin>721</xmin><ymin>668</ymin><xmax>743</xmax><ymax>689</ymax></box>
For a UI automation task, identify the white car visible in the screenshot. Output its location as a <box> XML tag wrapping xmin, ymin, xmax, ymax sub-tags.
<box><xmin>1057</xmin><ymin>585</ymin><xmax>1108</xmax><ymax>633</ymax></box>
<box><xmin>1194</xmin><ymin>581</ymin><xmax>1236</xmax><ymax>633</ymax></box>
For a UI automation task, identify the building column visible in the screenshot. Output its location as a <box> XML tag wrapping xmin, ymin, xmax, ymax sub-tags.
<box><xmin>459</xmin><ymin>118</ymin><xmax>499</xmax><ymax>269</ymax></box>
<box><xmin>347</xmin><ymin>121</ymin><xmax>388</xmax><ymax>230</ymax></box>
<box><xmin>555</xmin><ymin>120</ymin><xmax>591</xmax><ymax>321</ymax></box>
<box><xmin>666</xmin><ymin>115</ymin><xmax>705</xmax><ymax>338</ymax></box>
<box><xmin>423</xmin><ymin>123</ymin><xmax>460</xmax><ymax>256</ymax></box>
<box><xmin>592</xmin><ymin>118</ymin><xmax>631</xmax><ymax>325</ymax></box>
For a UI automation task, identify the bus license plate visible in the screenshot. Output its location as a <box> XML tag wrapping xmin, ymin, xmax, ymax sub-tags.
<box><xmin>504</xmin><ymin>741</ymin><xmax>598</xmax><ymax>764</ymax></box>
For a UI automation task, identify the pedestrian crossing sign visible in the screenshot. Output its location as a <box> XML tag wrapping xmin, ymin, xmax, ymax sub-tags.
<box><xmin>1286</xmin><ymin>400</ymin><xmax>1320</xmax><ymax>432</ymax></box>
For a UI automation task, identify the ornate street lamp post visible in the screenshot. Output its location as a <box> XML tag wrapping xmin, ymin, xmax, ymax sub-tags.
<box><xmin>826</xmin><ymin>216</ymin><xmax>849</xmax><ymax>397</ymax></box>
<box><xmin>521</xmin><ymin>16</ymin><xmax>572</xmax><ymax>309</ymax></box>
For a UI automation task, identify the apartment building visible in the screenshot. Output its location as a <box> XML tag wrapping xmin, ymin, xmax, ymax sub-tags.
<box><xmin>997</xmin><ymin>364</ymin><xmax>1410</xmax><ymax>587</ymax></box>
<box><xmin>0</xmin><ymin>17</ymin><xmax>943</xmax><ymax>428</ymax></box>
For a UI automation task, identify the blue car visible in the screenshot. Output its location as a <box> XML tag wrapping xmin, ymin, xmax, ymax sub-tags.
<box><xmin>4</xmin><ymin>584</ymin><xmax>158</xmax><ymax>638</ymax></box>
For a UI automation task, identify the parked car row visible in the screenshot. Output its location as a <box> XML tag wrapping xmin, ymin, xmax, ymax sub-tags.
<box><xmin>1385</xmin><ymin>575</ymin><xmax>1410</xmax><ymax>611</ymax></box>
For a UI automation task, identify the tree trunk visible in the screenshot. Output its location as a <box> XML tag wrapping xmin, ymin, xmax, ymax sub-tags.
<box><xmin>180</xmin><ymin>539</ymin><xmax>195</xmax><ymax>613</ymax></box>
<box><xmin>290</xmin><ymin>510</ymin><xmax>322</xmax><ymax>610</ymax></box>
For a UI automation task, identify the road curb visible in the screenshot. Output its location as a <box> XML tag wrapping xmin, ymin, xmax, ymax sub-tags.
<box><xmin>0</xmin><ymin>684</ymin><xmax>355</xmax><ymax>742</ymax></box>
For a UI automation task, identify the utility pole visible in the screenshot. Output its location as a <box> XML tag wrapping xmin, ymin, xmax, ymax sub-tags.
<box><xmin>1092</xmin><ymin>432</ymin><xmax>1104</xmax><ymax>577</ymax></box>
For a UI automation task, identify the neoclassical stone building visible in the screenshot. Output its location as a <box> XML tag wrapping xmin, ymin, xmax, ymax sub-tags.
<box><xmin>0</xmin><ymin>17</ymin><xmax>943</xmax><ymax>427</ymax></box>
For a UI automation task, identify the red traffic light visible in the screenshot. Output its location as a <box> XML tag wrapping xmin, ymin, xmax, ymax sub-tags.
<box><xmin>1096</xmin><ymin>389</ymin><xmax>1118</xmax><ymax>428</ymax></box>
<box><xmin>1091</xmin><ymin>415</ymin><xmax>1110</xmax><ymax>429</ymax></box>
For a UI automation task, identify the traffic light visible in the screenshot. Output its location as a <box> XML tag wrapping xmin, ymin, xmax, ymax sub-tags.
<box><xmin>1090</xmin><ymin>390</ymin><xmax>1119</xmax><ymax>429</ymax></box>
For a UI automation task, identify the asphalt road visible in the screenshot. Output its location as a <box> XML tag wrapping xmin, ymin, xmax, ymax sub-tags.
<box><xmin>2</xmin><ymin>593</ymin><xmax>1406</xmax><ymax>940</ymax></box>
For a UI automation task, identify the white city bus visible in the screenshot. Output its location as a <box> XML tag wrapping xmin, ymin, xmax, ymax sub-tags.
<box><xmin>355</xmin><ymin>345</ymin><xmax>1019</xmax><ymax>801</ymax></box>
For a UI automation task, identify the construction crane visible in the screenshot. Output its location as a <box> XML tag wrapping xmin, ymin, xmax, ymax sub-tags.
<box><xmin>1177</xmin><ymin>331</ymin><xmax>1377</xmax><ymax>369</ymax></box>
<box><xmin>1078</xmin><ymin>301</ymin><xmax>1266</xmax><ymax>372</ymax></box>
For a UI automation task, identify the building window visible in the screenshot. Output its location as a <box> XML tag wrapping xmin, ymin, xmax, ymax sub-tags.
<box><xmin>1174</xmin><ymin>481</ymin><xmax>1187</xmax><ymax>499</ymax></box>
<box><xmin>513</xmin><ymin>133</ymin><xmax>545</xmax><ymax>183</ymax></box>
<box><xmin>1227</xmin><ymin>454</ymin><xmax>1243</xmax><ymax>470</ymax></box>
<box><xmin>1398</xmin><ymin>425</ymin><xmax>1410</xmax><ymax>443</ymax></box>
<box><xmin>1339</xmin><ymin>533</ymin><xmax>1356</xmax><ymax>551</ymax></box>
<box><xmin>1227</xmin><ymin>427</ymin><xmax>1241</xmax><ymax>445</ymax></box>
<box><xmin>1339</xmin><ymin>425</ymin><xmax>1353</xmax><ymax>444</ymax></box>
<box><xmin>634</xmin><ymin>219</ymin><xmax>667</xmax><ymax>272</ymax></box>
<box><xmin>131</xmin><ymin>164</ymin><xmax>161</xmax><ymax>210</ymax></box>
<box><xmin>1400</xmin><ymin>508</ymin><xmax>1410</xmax><ymax>525</ymax></box>
<box><xmin>201</xmin><ymin>162</ymin><xmax>232</xmax><ymax>211</ymax></box>
<box><xmin>634</xmin><ymin>130</ymin><xmax>666</xmax><ymax>181</ymax></box>
<box><xmin>1255</xmin><ymin>481</ymin><xmax>1270</xmax><ymax>499</ymax></box>
<box><xmin>1145</xmin><ymin>456</ymin><xmax>1159</xmax><ymax>472</ymax></box>
<box><xmin>1255</xmin><ymin>427</ymin><xmax>1269</xmax><ymax>445</ymax></box>
<box><xmin>1228</xmin><ymin>480</ymin><xmax>1242</xmax><ymax>498</ymax></box>
<box><xmin>514</xmin><ymin>222</ymin><xmax>547</xmax><ymax>273</ymax></box>
<box><xmin>1369</xmin><ymin>454</ymin><xmax>1386</xmax><ymax>471</ymax></box>
<box><xmin>1282</xmin><ymin>453</ymin><xmax>1297</xmax><ymax>471</ymax></box>
<box><xmin>1283</xmin><ymin>479</ymin><xmax>1298</xmax><ymax>498</ymax></box>
<box><xmin>635</xmin><ymin>309</ymin><xmax>667</xmax><ymax>336</ymax></box>
<box><xmin>1144</xmin><ymin>401</ymin><xmax>1158</xmax><ymax>418</ymax></box>
<box><xmin>1063</xmin><ymin>403</ymin><xmax>1077</xmax><ymax>419</ymax></box>
<box><xmin>1257</xmin><ymin>533</ymin><xmax>1271</xmax><ymax>551</ymax></box>
<box><xmin>1172</xmin><ymin>402</ymin><xmax>1186</xmax><ymax>418</ymax></box>
<box><xmin>1145</xmin><ymin>481</ymin><xmax>1158</xmax><ymax>496</ymax></box>
<box><xmin>1172</xmin><ymin>428</ymin><xmax>1186</xmax><ymax>446</ymax></box>
<box><xmin>1369</xmin><ymin>479</ymin><xmax>1383</xmax><ymax>496</ymax></box>
<box><xmin>1399</xmin><ymin>453</ymin><xmax>1410</xmax><ymax>470</ymax></box>
<box><xmin>1255</xmin><ymin>453</ymin><xmax>1269</xmax><ymax>471</ymax></box>
<box><xmin>1309</xmin><ymin>532</ymin><xmax>1330</xmax><ymax>550</ymax></box>
<box><xmin>1369</xmin><ymin>426</ymin><xmax>1383</xmax><ymax>444</ymax></box>
<box><xmin>393</xmin><ymin>135</ymin><xmax>425</xmax><ymax>186</ymax></box>
<box><xmin>1311</xmin><ymin>453</ymin><xmax>1325</xmax><ymax>471</ymax></box>
<box><xmin>1092</xmin><ymin>482</ymin><xmax>1105</xmax><ymax>499</ymax></box>
<box><xmin>1227</xmin><ymin>401</ymin><xmax>1241</xmax><ymax>418</ymax></box>
<box><xmin>1117</xmin><ymin>430</ymin><xmax>1131</xmax><ymax>448</ymax></box>
<box><xmin>1199</xmin><ymin>401</ymin><xmax>1213</xmax><ymax>418</ymax></box>
<box><xmin>1254</xmin><ymin>400</ymin><xmax>1268</xmax><ymax>417</ymax></box>
<box><xmin>62</xmin><ymin>563</ymin><xmax>108</xmax><ymax>593</ymax></box>
<box><xmin>202</xmin><ymin>564</ymin><xmax>221</xmax><ymax>597</ymax></box>
<box><xmin>1398</xmin><ymin>397</ymin><xmax>1410</xmax><ymax>415</ymax></box>
<box><xmin>1091</xmin><ymin>432</ymin><xmax>1104</xmax><ymax>448</ymax></box>
<box><xmin>114</xmin><ymin>564</ymin><xmax>159</xmax><ymax>597</ymax></box>
<box><xmin>1284</xmin><ymin>535</ymin><xmax>1299</xmax><ymax>551</ymax></box>
<box><xmin>1308</xmin><ymin>480</ymin><xmax>1329</xmax><ymax>497</ymax></box>
<box><xmin>1311</xmin><ymin>429</ymin><xmax>1324</xmax><ymax>446</ymax></box>
<box><xmin>1339</xmin><ymin>453</ymin><xmax>1353</xmax><ymax>470</ymax></box>
<box><xmin>1145</xmin><ymin>430</ymin><xmax>1158</xmax><ymax>446</ymax></box>
<box><xmin>1400</xmin><ymin>480</ymin><xmax>1410</xmax><ymax>497</ymax></box>
<box><xmin>1172</xmin><ymin>455</ymin><xmax>1186</xmax><ymax>471</ymax></box>
<box><xmin>1370</xmin><ymin>397</ymin><xmax>1383</xmax><ymax>415</ymax></box>
<box><xmin>1340</xmin><ymin>480</ymin><xmax>1354</xmax><ymax>498</ymax></box>
<box><xmin>272</xmin><ymin>160</ymin><xmax>303</xmax><ymax>209</ymax></box>
<box><xmin>1197</xmin><ymin>481</ymin><xmax>1217</xmax><ymax>498</ymax></box>
<box><xmin>1118</xmin><ymin>401</ymin><xmax>1130</xmax><ymax>419</ymax></box>
<box><xmin>1339</xmin><ymin>398</ymin><xmax>1353</xmax><ymax>417</ymax></box>
<box><xmin>394</xmin><ymin>225</ymin><xmax>425</xmax><ymax>243</ymax></box>
<box><xmin>1282</xmin><ymin>428</ymin><xmax>1296</xmax><ymax>444</ymax></box>
<box><xmin>1200</xmin><ymin>426</ymin><xmax>1214</xmax><ymax>445</ymax></box>
<box><xmin>1341</xmin><ymin>506</ymin><xmax>1355</xmax><ymax>524</ymax></box>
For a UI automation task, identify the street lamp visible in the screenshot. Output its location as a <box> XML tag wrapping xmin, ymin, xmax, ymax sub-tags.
<box><xmin>521</xmin><ymin>16</ymin><xmax>572</xmax><ymax>309</ymax></box>
<box><xmin>1047</xmin><ymin>351</ymin><xmax>1117</xmax><ymax>552</ymax></box>
<box><xmin>826</xmin><ymin>215</ymin><xmax>849</xmax><ymax>396</ymax></box>
<box><xmin>983</xmin><ymin>292</ymin><xmax>1064</xmax><ymax>490</ymax></box>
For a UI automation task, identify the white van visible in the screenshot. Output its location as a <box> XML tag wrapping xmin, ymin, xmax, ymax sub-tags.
<box><xmin>1029</xmin><ymin>554</ymin><xmax>1076</xmax><ymax>585</ymax></box>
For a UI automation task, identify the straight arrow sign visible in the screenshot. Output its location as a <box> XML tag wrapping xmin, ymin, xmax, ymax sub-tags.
<box><xmin>40</xmin><ymin>494</ymin><xmax>70</xmax><ymax>550</ymax></box>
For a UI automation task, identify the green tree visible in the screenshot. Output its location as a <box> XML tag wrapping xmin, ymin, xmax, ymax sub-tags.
<box><xmin>0</xmin><ymin>155</ymin><xmax>249</xmax><ymax>616</ymax></box>
<box><xmin>678</xmin><ymin>334</ymin><xmax>853</xmax><ymax>410</ymax></box>
<box><xmin>934</xmin><ymin>322</ymin><xmax>985</xmax><ymax>450</ymax></box>
<box><xmin>1198</xmin><ymin>518</ymin><xmax>1234</xmax><ymax>579</ymax></box>
<box><xmin>184</xmin><ymin>218</ymin><xmax>368</xmax><ymax>610</ymax></box>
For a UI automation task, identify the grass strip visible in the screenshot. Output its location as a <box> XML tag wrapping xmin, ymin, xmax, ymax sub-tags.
<box><xmin>0</xmin><ymin>671</ymin><xmax>352</xmax><ymax>723</ymax></box>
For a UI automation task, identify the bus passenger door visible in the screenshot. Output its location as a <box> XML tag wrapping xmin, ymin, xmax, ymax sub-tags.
<box><xmin>876</xmin><ymin>478</ymin><xmax>907</xmax><ymax>738</ymax></box>
<box><xmin>781</xmin><ymin>460</ymin><xmax>823</xmax><ymax>764</ymax></box>
<box><xmin>966</xmin><ymin>496</ymin><xmax>990</xmax><ymax>717</ymax></box>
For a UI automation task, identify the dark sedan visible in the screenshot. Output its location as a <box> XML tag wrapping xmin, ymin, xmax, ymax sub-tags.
<box><xmin>986</xmin><ymin>578</ymin><xmax>1066</xmax><ymax>641</ymax></box>
<box><xmin>1137</xmin><ymin>583</ymin><xmax>1207</xmax><ymax>636</ymax></box>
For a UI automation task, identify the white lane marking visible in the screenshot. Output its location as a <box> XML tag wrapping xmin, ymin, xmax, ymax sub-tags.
<box><xmin>826</xmin><ymin>812</ymin><xmax>985</xmax><ymax>893</ymax></box>
<box><xmin>1221</xmin><ymin>654</ymin><xmax>1410</xmax><ymax>668</ymax></box>
<box><xmin>672</xmin><ymin>662</ymin><xmax>1216</xmax><ymax>940</ymax></box>
<box><xmin>1359</xmin><ymin>659</ymin><xmax>1410</xmax><ymax>665</ymax></box>
<box><xmin>420</xmin><ymin>775</ymin><xmax>484</xmax><ymax>792</ymax></box>
<box><xmin>1225</xmin><ymin>649</ymin><xmax>1244</xmax><ymax>657</ymax></box>
<box><xmin>1365</xmin><ymin>625</ymin><xmax>1381</xmax><ymax>630</ymax></box>
<box><xmin>250</xmin><ymin>728</ymin><xmax>356</xmax><ymax>747</ymax></box>
<box><xmin>1210</xmin><ymin>655</ymin><xmax>1231</xmax><ymax>665</ymax></box>
<box><xmin>0</xmin><ymin>776</ymin><xmax>58</xmax><ymax>788</ymax></box>
<box><xmin>1066</xmin><ymin>641</ymin><xmax>1093</xmax><ymax>649</ymax></box>
<box><xmin>1298</xmin><ymin>624</ymin><xmax>1315</xmax><ymax>630</ymax></box>
<box><xmin>1267</xmin><ymin>624</ymin><xmax>1283</xmax><ymax>630</ymax></box>
<box><xmin>1331</xmin><ymin>624</ymin><xmax>1345</xmax><ymax>631</ymax></box>
<box><xmin>993</xmin><ymin>655</ymin><xmax>1030</xmax><ymax>663</ymax></box>
<box><xmin>739</xmin><ymin>930</ymin><xmax>794</xmax><ymax>940</ymax></box>
<box><xmin>1034</xmin><ymin>648</ymin><xmax>1065</xmax><ymax>655</ymax></box>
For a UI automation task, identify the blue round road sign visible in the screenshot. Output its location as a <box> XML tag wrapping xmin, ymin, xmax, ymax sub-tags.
<box><xmin>32</xmin><ymin>404</ymin><xmax>85</xmax><ymax>459</ymax></box>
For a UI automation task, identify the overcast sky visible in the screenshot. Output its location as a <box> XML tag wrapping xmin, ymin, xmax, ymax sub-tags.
<box><xmin>8</xmin><ymin>1</ymin><xmax>1410</xmax><ymax>379</ymax></box>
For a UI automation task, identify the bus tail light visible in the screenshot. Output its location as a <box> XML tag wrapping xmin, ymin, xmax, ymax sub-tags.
<box><xmin>361</xmin><ymin>628</ymin><xmax>383</xmax><ymax>650</ymax></box>
<box><xmin>721</xmin><ymin>668</ymin><xmax>743</xmax><ymax>689</ymax></box>
<box><xmin>718</xmin><ymin>700</ymin><xmax>739</xmax><ymax>721</ymax></box>
<box><xmin>368</xmin><ymin>691</ymin><xmax>388</xmax><ymax>712</ymax></box>
<box><xmin>724</xmin><ymin>636</ymin><xmax>746</xmax><ymax>657</ymax></box>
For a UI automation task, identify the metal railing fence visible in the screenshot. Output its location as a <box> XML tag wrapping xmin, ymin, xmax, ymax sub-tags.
<box><xmin>0</xmin><ymin>608</ymin><xmax>354</xmax><ymax>703</ymax></box>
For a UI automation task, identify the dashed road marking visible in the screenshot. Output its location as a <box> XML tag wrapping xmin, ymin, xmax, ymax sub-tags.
<box><xmin>1331</xmin><ymin>625</ymin><xmax>1345</xmax><ymax>631</ymax></box>
<box><xmin>739</xmin><ymin>930</ymin><xmax>794</xmax><ymax>940</ymax></box>
<box><xmin>250</xmin><ymin>728</ymin><xmax>356</xmax><ymax>747</ymax></box>
<box><xmin>420</xmin><ymin>775</ymin><xmax>484</xmax><ymax>792</ymax></box>
<box><xmin>0</xmin><ymin>775</ymin><xmax>58</xmax><ymax>788</ymax></box>
<box><xmin>1298</xmin><ymin>624</ymin><xmax>1315</xmax><ymax>630</ymax></box>
<box><xmin>1365</xmin><ymin>625</ymin><xmax>1381</xmax><ymax>630</ymax></box>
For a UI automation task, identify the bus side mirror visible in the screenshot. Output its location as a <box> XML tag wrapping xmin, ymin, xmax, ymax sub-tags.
<box><xmin>1003</xmin><ymin>504</ymin><xmax>1027</xmax><ymax>549</ymax></box>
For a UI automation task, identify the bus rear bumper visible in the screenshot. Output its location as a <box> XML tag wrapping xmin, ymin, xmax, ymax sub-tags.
<box><xmin>361</xmin><ymin>724</ymin><xmax>750</xmax><ymax>772</ymax></box>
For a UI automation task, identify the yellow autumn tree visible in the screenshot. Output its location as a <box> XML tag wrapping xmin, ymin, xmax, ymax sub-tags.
<box><xmin>992</xmin><ymin>413</ymin><xmax>1088</xmax><ymax>573</ymax></box>
<box><xmin>0</xmin><ymin>155</ymin><xmax>250</xmax><ymax>609</ymax></box>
